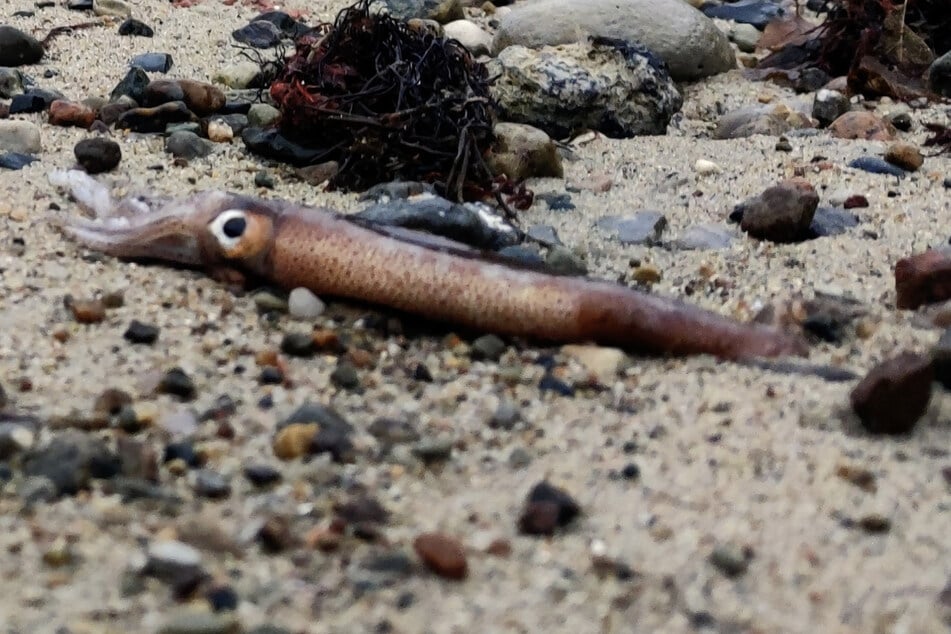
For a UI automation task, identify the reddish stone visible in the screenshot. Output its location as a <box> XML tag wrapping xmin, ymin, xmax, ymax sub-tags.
<box><xmin>829</xmin><ymin>111</ymin><xmax>896</xmax><ymax>141</ymax></box>
<box><xmin>413</xmin><ymin>532</ymin><xmax>468</xmax><ymax>580</ymax></box>
<box><xmin>48</xmin><ymin>99</ymin><xmax>96</xmax><ymax>128</ymax></box>
<box><xmin>737</xmin><ymin>177</ymin><xmax>819</xmax><ymax>243</ymax></box>
<box><xmin>850</xmin><ymin>352</ymin><xmax>933</xmax><ymax>435</ymax></box>
<box><xmin>895</xmin><ymin>250</ymin><xmax>951</xmax><ymax>309</ymax></box>
<box><xmin>842</xmin><ymin>195</ymin><xmax>868</xmax><ymax>209</ymax></box>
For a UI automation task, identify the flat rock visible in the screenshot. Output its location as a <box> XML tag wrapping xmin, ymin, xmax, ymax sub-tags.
<box><xmin>850</xmin><ymin>352</ymin><xmax>933</xmax><ymax>435</ymax></box>
<box><xmin>596</xmin><ymin>211</ymin><xmax>667</xmax><ymax>245</ymax></box>
<box><xmin>895</xmin><ymin>249</ymin><xmax>951</xmax><ymax>309</ymax></box>
<box><xmin>673</xmin><ymin>223</ymin><xmax>736</xmax><ymax>250</ymax></box>
<box><xmin>492</xmin><ymin>40</ymin><xmax>682</xmax><ymax>139</ymax></box>
<box><xmin>829</xmin><ymin>111</ymin><xmax>896</xmax><ymax>141</ymax></box>
<box><xmin>492</xmin><ymin>0</ymin><xmax>735</xmax><ymax>81</ymax></box>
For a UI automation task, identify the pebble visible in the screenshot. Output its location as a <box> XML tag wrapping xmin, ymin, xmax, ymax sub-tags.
<box><xmin>850</xmin><ymin>352</ymin><xmax>933</xmax><ymax>434</ymax></box>
<box><xmin>443</xmin><ymin>19</ymin><xmax>491</xmax><ymax>55</ymax></box>
<box><xmin>0</xmin><ymin>67</ymin><xmax>23</xmax><ymax>98</ymax></box>
<box><xmin>110</xmin><ymin>67</ymin><xmax>151</xmax><ymax>103</ymax></box>
<box><xmin>254</xmin><ymin>170</ymin><xmax>274</xmax><ymax>188</ymax></box>
<box><xmin>809</xmin><ymin>207</ymin><xmax>859</xmax><ymax>238</ymax></box>
<box><xmin>288</xmin><ymin>287</ymin><xmax>325</xmax><ymax>320</ymax></box>
<box><xmin>545</xmin><ymin>246</ymin><xmax>587</xmax><ymax>276</ymax></box>
<box><xmin>93</xmin><ymin>0</ymin><xmax>131</xmax><ymax>17</ymax></box>
<box><xmin>145</xmin><ymin>540</ymin><xmax>204</xmax><ymax>585</ymax></box>
<box><xmin>48</xmin><ymin>99</ymin><xmax>96</xmax><ymax>128</ymax></box>
<box><xmin>214</xmin><ymin>61</ymin><xmax>263</xmax><ymax>89</ymax></box>
<box><xmin>68</xmin><ymin>297</ymin><xmax>107</xmax><ymax>323</ymax></box>
<box><xmin>734</xmin><ymin>177</ymin><xmax>819</xmax><ymax>243</ymax></box>
<box><xmin>414</xmin><ymin>533</ymin><xmax>468</xmax><ymax>580</ymax></box>
<box><xmin>280</xmin><ymin>402</ymin><xmax>355</xmax><ymax>462</ymax></box>
<box><xmin>933</xmin><ymin>328</ymin><xmax>951</xmax><ymax>389</ymax></box>
<box><xmin>117</xmin><ymin>102</ymin><xmax>197</xmax><ymax>133</ymax></box>
<box><xmin>158</xmin><ymin>368</ymin><xmax>197</xmax><ymax>400</ymax></box>
<box><xmin>596</xmin><ymin>211</ymin><xmax>668</xmax><ymax>245</ymax></box>
<box><xmin>280</xmin><ymin>332</ymin><xmax>315</xmax><ymax>357</ymax></box>
<box><xmin>0</xmin><ymin>120</ymin><xmax>42</xmax><ymax>154</ymax></box>
<box><xmin>22</xmin><ymin>431</ymin><xmax>118</xmax><ymax>496</ymax></box>
<box><xmin>156</xmin><ymin>609</ymin><xmax>238</xmax><ymax>634</ymax></box>
<box><xmin>486</xmin><ymin>122</ymin><xmax>563</xmax><ymax>180</ymax></box>
<box><xmin>243</xmin><ymin>463</ymin><xmax>282</xmax><ymax>486</ymax></box>
<box><xmin>123</xmin><ymin>319</ymin><xmax>159</xmax><ymax>344</ymax></box>
<box><xmin>883</xmin><ymin>142</ymin><xmax>923</xmax><ymax>171</ymax></box>
<box><xmin>10</xmin><ymin>90</ymin><xmax>59</xmax><ymax>114</ymax></box>
<box><xmin>518</xmin><ymin>481</ymin><xmax>581</xmax><ymax>536</ymax></box>
<box><xmin>131</xmin><ymin>52</ymin><xmax>173</xmax><ymax>73</ymax></box>
<box><xmin>368</xmin><ymin>417</ymin><xmax>420</xmax><ymax>443</ymax></box>
<box><xmin>191</xmin><ymin>469</ymin><xmax>231</xmax><ymax>499</ymax></box>
<box><xmin>848</xmin><ymin>156</ymin><xmax>906</xmax><ymax>177</ymax></box>
<box><xmin>894</xmin><ymin>249</ymin><xmax>951</xmax><ymax>309</ymax></box>
<box><xmin>0</xmin><ymin>26</ymin><xmax>44</xmax><ymax>66</ymax></box>
<box><xmin>143</xmin><ymin>79</ymin><xmax>226</xmax><ymax>116</ymax></box>
<box><xmin>74</xmin><ymin>137</ymin><xmax>122</xmax><ymax>174</ymax></box>
<box><xmin>0</xmin><ymin>152</ymin><xmax>38</xmax><ymax>170</ymax></box>
<box><xmin>165</xmin><ymin>131</ymin><xmax>213</xmax><ymax>160</ymax></box>
<box><xmin>694</xmin><ymin>158</ymin><xmax>721</xmax><ymax>175</ymax></box>
<box><xmin>709</xmin><ymin>543</ymin><xmax>753</xmax><ymax>577</ymax></box>
<box><xmin>673</xmin><ymin>223</ymin><xmax>735</xmax><ymax>250</ymax></box>
<box><xmin>206</xmin><ymin>119</ymin><xmax>233</xmax><ymax>143</ymax></box>
<box><xmin>232</xmin><ymin>19</ymin><xmax>283</xmax><ymax>48</ymax></box>
<box><xmin>561</xmin><ymin>344</ymin><xmax>628</xmax><ymax>384</ymax></box>
<box><xmin>811</xmin><ymin>88</ymin><xmax>850</xmax><ymax>126</ymax></box>
<box><xmin>488</xmin><ymin>399</ymin><xmax>521</xmax><ymax>430</ymax></box>
<box><xmin>118</xmin><ymin>17</ymin><xmax>154</xmax><ymax>37</ymax></box>
<box><xmin>330</xmin><ymin>360</ymin><xmax>360</xmax><ymax>390</ymax></box>
<box><xmin>247</xmin><ymin>103</ymin><xmax>281</xmax><ymax>128</ymax></box>
<box><xmin>829</xmin><ymin>111</ymin><xmax>896</xmax><ymax>141</ymax></box>
<box><xmin>470</xmin><ymin>334</ymin><xmax>506</xmax><ymax>361</ymax></box>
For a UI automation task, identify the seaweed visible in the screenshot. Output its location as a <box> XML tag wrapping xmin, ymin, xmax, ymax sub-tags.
<box><xmin>268</xmin><ymin>0</ymin><xmax>499</xmax><ymax>203</ymax></box>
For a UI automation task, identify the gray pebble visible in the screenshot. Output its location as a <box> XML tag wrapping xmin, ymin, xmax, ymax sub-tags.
<box><xmin>288</xmin><ymin>287</ymin><xmax>325</xmax><ymax>320</ymax></box>
<box><xmin>191</xmin><ymin>469</ymin><xmax>231</xmax><ymax>499</ymax></box>
<box><xmin>545</xmin><ymin>246</ymin><xmax>588</xmax><ymax>276</ymax></box>
<box><xmin>673</xmin><ymin>223</ymin><xmax>735</xmax><ymax>250</ymax></box>
<box><xmin>0</xmin><ymin>120</ymin><xmax>42</xmax><ymax>154</ymax></box>
<box><xmin>709</xmin><ymin>543</ymin><xmax>752</xmax><ymax>577</ymax></box>
<box><xmin>596</xmin><ymin>211</ymin><xmax>668</xmax><ymax>245</ymax></box>
<box><xmin>471</xmin><ymin>334</ymin><xmax>506</xmax><ymax>361</ymax></box>
<box><xmin>145</xmin><ymin>540</ymin><xmax>204</xmax><ymax>585</ymax></box>
<box><xmin>330</xmin><ymin>360</ymin><xmax>361</xmax><ymax>390</ymax></box>
<box><xmin>165</xmin><ymin>130</ymin><xmax>212</xmax><ymax>160</ymax></box>
<box><xmin>489</xmin><ymin>399</ymin><xmax>521</xmax><ymax>430</ymax></box>
<box><xmin>247</xmin><ymin>103</ymin><xmax>281</xmax><ymax>128</ymax></box>
<box><xmin>508</xmin><ymin>447</ymin><xmax>532</xmax><ymax>469</ymax></box>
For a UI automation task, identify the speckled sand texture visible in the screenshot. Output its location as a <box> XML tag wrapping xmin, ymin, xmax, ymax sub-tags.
<box><xmin>0</xmin><ymin>1</ymin><xmax>949</xmax><ymax>633</ymax></box>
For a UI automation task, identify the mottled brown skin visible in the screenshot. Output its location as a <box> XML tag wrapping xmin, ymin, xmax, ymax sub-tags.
<box><xmin>54</xmin><ymin>180</ymin><xmax>808</xmax><ymax>361</ymax></box>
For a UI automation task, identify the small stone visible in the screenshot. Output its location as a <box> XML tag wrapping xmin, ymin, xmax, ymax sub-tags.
<box><xmin>774</xmin><ymin>136</ymin><xmax>793</xmax><ymax>152</ymax></box>
<box><xmin>734</xmin><ymin>177</ymin><xmax>819</xmax><ymax>243</ymax></box>
<box><xmin>330</xmin><ymin>360</ymin><xmax>360</xmax><ymax>390</ymax></box>
<box><xmin>561</xmin><ymin>344</ymin><xmax>627</xmax><ymax>384</ymax></box>
<box><xmin>130</xmin><ymin>52</ymin><xmax>173</xmax><ymax>74</ymax></box>
<box><xmin>857</xmin><ymin>514</ymin><xmax>891</xmax><ymax>533</ymax></box>
<box><xmin>214</xmin><ymin>61</ymin><xmax>262</xmax><ymax>89</ymax></box>
<box><xmin>93</xmin><ymin>0</ymin><xmax>131</xmax><ymax>17</ymax></box>
<box><xmin>0</xmin><ymin>26</ymin><xmax>44</xmax><ymax>66</ymax></box>
<box><xmin>206</xmin><ymin>119</ymin><xmax>233</xmax><ymax>143</ymax></box>
<box><xmin>253</xmin><ymin>170</ymin><xmax>274</xmax><ymax>188</ymax></box>
<box><xmin>0</xmin><ymin>120</ymin><xmax>41</xmax><ymax>154</ymax></box>
<box><xmin>165</xmin><ymin>131</ymin><xmax>212</xmax><ymax>160</ymax></box>
<box><xmin>118</xmin><ymin>102</ymin><xmax>197</xmax><ymax>133</ymax></box>
<box><xmin>247</xmin><ymin>103</ymin><xmax>281</xmax><ymax>128</ymax></box>
<box><xmin>272</xmin><ymin>423</ymin><xmax>318</xmax><ymax>460</ymax></box>
<box><xmin>156</xmin><ymin>609</ymin><xmax>237</xmax><ymax>634</ymax></box>
<box><xmin>829</xmin><ymin>111</ymin><xmax>896</xmax><ymax>141</ymax></box>
<box><xmin>596</xmin><ymin>211</ymin><xmax>667</xmax><ymax>246</ymax></box>
<box><xmin>280</xmin><ymin>332</ymin><xmax>315</xmax><ymax>357</ymax></box>
<box><xmin>443</xmin><ymin>19</ymin><xmax>491</xmax><ymax>55</ymax></box>
<box><xmin>145</xmin><ymin>540</ymin><xmax>203</xmax><ymax>585</ymax></box>
<box><xmin>932</xmin><ymin>328</ymin><xmax>951</xmax><ymax>389</ymax></box>
<box><xmin>850</xmin><ymin>352</ymin><xmax>933</xmax><ymax>434</ymax></box>
<box><xmin>486</xmin><ymin>122</ymin><xmax>563</xmax><ymax>180</ymax></box>
<box><xmin>118</xmin><ymin>18</ymin><xmax>154</xmax><ymax>37</ymax></box>
<box><xmin>836</xmin><ymin>463</ymin><xmax>877</xmax><ymax>492</ymax></box>
<box><xmin>508</xmin><ymin>447</ymin><xmax>532</xmax><ymax>469</ymax></box>
<box><xmin>694</xmin><ymin>159</ymin><xmax>721</xmax><ymax>175</ymax></box>
<box><xmin>812</xmin><ymin>89</ymin><xmax>850</xmax><ymax>127</ymax></box>
<box><xmin>232</xmin><ymin>20</ymin><xmax>283</xmax><ymax>48</ymax></box>
<box><xmin>545</xmin><ymin>246</ymin><xmax>587</xmax><ymax>276</ymax></box>
<box><xmin>67</xmin><ymin>296</ymin><xmax>106</xmax><ymax>323</ymax></box>
<box><xmin>48</xmin><ymin>99</ymin><xmax>96</xmax><ymax>128</ymax></box>
<box><xmin>518</xmin><ymin>481</ymin><xmax>581</xmax><ymax>536</ymax></box>
<box><xmin>157</xmin><ymin>368</ymin><xmax>197</xmax><ymax>400</ymax></box>
<box><xmin>414</xmin><ymin>533</ymin><xmax>468</xmax><ymax>580</ymax></box>
<box><xmin>288</xmin><ymin>287</ymin><xmax>325</xmax><ymax>320</ymax></box>
<box><xmin>842</xmin><ymin>195</ymin><xmax>869</xmax><ymax>209</ymax></box>
<box><xmin>884</xmin><ymin>142</ymin><xmax>923</xmax><ymax>171</ymax></box>
<box><xmin>22</xmin><ymin>431</ymin><xmax>118</xmax><ymax>496</ymax></box>
<box><xmin>895</xmin><ymin>250</ymin><xmax>951</xmax><ymax>309</ymax></box>
<box><xmin>368</xmin><ymin>417</ymin><xmax>420</xmax><ymax>443</ymax></box>
<box><xmin>143</xmin><ymin>79</ymin><xmax>225</xmax><ymax>116</ymax></box>
<box><xmin>74</xmin><ymin>137</ymin><xmax>121</xmax><ymax>174</ymax></box>
<box><xmin>110</xmin><ymin>67</ymin><xmax>150</xmax><ymax>103</ymax></box>
<box><xmin>709</xmin><ymin>543</ymin><xmax>752</xmax><ymax>577</ymax></box>
<box><xmin>470</xmin><ymin>334</ymin><xmax>506</xmax><ymax>361</ymax></box>
<box><xmin>243</xmin><ymin>463</ymin><xmax>282</xmax><ymax>486</ymax></box>
<box><xmin>124</xmin><ymin>320</ymin><xmax>159</xmax><ymax>344</ymax></box>
<box><xmin>630</xmin><ymin>263</ymin><xmax>662</xmax><ymax>285</ymax></box>
<box><xmin>192</xmin><ymin>469</ymin><xmax>231</xmax><ymax>499</ymax></box>
<box><xmin>0</xmin><ymin>152</ymin><xmax>35</xmax><ymax>170</ymax></box>
<box><xmin>0</xmin><ymin>67</ymin><xmax>23</xmax><ymax>99</ymax></box>
<box><xmin>488</xmin><ymin>399</ymin><xmax>520</xmax><ymax>430</ymax></box>
<box><xmin>848</xmin><ymin>156</ymin><xmax>906</xmax><ymax>177</ymax></box>
<box><xmin>887</xmin><ymin>111</ymin><xmax>912</xmax><ymax>131</ymax></box>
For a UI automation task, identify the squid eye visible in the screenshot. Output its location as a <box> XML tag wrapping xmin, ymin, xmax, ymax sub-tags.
<box><xmin>209</xmin><ymin>209</ymin><xmax>248</xmax><ymax>248</ymax></box>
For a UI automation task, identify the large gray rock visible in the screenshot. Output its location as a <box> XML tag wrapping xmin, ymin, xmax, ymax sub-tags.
<box><xmin>491</xmin><ymin>40</ymin><xmax>682</xmax><ymax>139</ymax></box>
<box><xmin>0</xmin><ymin>120</ymin><xmax>41</xmax><ymax>154</ymax></box>
<box><xmin>492</xmin><ymin>0</ymin><xmax>735</xmax><ymax>81</ymax></box>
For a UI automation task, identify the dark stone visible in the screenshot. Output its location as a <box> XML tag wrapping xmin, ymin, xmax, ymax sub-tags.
<box><xmin>525</xmin><ymin>224</ymin><xmax>562</xmax><ymax>246</ymax></box>
<box><xmin>535</xmin><ymin>192</ymin><xmax>575</xmax><ymax>211</ymax></box>
<box><xmin>206</xmin><ymin>585</ymin><xmax>239</xmax><ymax>612</ymax></box>
<box><xmin>0</xmin><ymin>26</ymin><xmax>44</xmax><ymax>66</ymax></box>
<box><xmin>735</xmin><ymin>178</ymin><xmax>819</xmax><ymax>243</ymax></box>
<box><xmin>367</xmin><ymin>417</ymin><xmax>420</xmax><ymax>443</ymax></box>
<box><xmin>254</xmin><ymin>170</ymin><xmax>274</xmax><ymax>188</ymax></box>
<box><xmin>232</xmin><ymin>20</ymin><xmax>283</xmax><ymax>48</ymax></box>
<box><xmin>280</xmin><ymin>332</ymin><xmax>315</xmax><ymax>357</ymax></box>
<box><xmin>848</xmin><ymin>156</ymin><xmax>907</xmax><ymax>177</ymax></box>
<box><xmin>470</xmin><ymin>334</ymin><xmax>506</xmax><ymax>361</ymax></box>
<box><xmin>335</xmin><ymin>496</ymin><xmax>390</xmax><ymax>524</ymax></box>
<box><xmin>67</xmin><ymin>0</ymin><xmax>94</xmax><ymax>9</ymax></box>
<box><xmin>157</xmin><ymin>367</ymin><xmax>197</xmax><ymax>400</ymax></box>
<box><xmin>497</xmin><ymin>244</ymin><xmax>545</xmax><ymax>267</ymax></box>
<box><xmin>130</xmin><ymin>52</ymin><xmax>173</xmax><ymax>73</ymax></box>
<box><xmin>214</xmin><ymin>113</ymin><xmax>249</xmax><ymax>136</ymax></box>
<box><xmin>242</xmin><ymin>126</ymin><xmax>332</xmax><ymax>166</ymax></box>
<box><xmin>117</xmin><ymin>102</ymin><xmax>196</xmax><ymax>133</ymax></box>
<box><xmin>931</xmin><ymin>328</ymin><xmax>951</xmax><ymax>389</ymax></box>
<box><xmin>74</xmin><ymin>137</ymin><xmax>122</xmax><ymax>174</ymax></box>
<box><xmin>192</xmin><ymin>469</ymin><xmax>231</xmax><ymax>499</ymax></box>
<box><xmin>110</xmin><ymin>66</ymin><xmax>150</xmax><ymax>103</ymax></box>
<box><xmin>259</xmin><ymin>366</ymin><xmax>283</xmax><ymax>384</ymax></box>
<box><xmin>518</xmin><ymin>481</ymin><xmax>581</xmax><ymax>536</ymax></box>
<box><xmin>254</xmin><ymin>11</ymin><xmax>314</xmax><ymax>39</ymax></box>
<box><xmin>894</xmin><ymin>249</ymin><xmax>951</xmax><ymax>310</ymax></box>
<box><xmin>538</xmin><ymin>373</ymin><xmax>574</xmax><ymax>396</ymax></box>
<box><xmin>163</xmin><ymin>441</ymin><xmax>200</xmax><ymax>467</ymax></box>
<box><xmin>280</xmin><ymin>402</ymin><xmax>354</xmax><ymax>462</ymax></box>
<box><xmin>850</xmin><ymin>352</ymin><xmax>933</xmax><ymax>434</ymax></box>
<box><xmin>243</xmin><ymin>463</ymin><xmax>282</xmax><ymax>486</ymax></box>
<box><xmin>808</xmin><ymin>207</ymin><xmax>859</xmax><ymax>238</ymax></box>
<box><xmin>700</xmin><ymin>0</ymin><xmax>785</xmax><ymax>29</ymax></box>
<box><xmin>330</xmin><ymin>360</ymin><xmax>360</xmax><ymax>390</ymax></box>
<box><xmin>22</xmin><ymin>432</ymin><xmax>119</xmax><ymax>496</ymax></box>
<box><xmin>11</xmin><ymin>89</ymin><xmax>61</xmax><ymax>114</ymax></box>
<box><xmin>118</xmin><ymin>18</ymin><xmax>154</xmax><ymax>37</ymax></box>
<box><xmin>165</xmin><ymin>131</ymin><xmax>212</xmax><ymax>160</ymax></box>
<box><xmin>0</xmin><ymin>152</ymin><xmax>38</xmax><ymax>170</ymax></box>
<box><xmin>123</xmin><ymin>319</ymin><xmax>159</xmax><ymax>344</ymax></box>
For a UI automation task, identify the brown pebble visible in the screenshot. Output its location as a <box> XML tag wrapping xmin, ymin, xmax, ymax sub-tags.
<box><xmin>413</xmin><ymin>532</ymin><xmax>468</xmax><ymax>580</ymax></box>
<box><xmin>93</xmin><ymin>388</ymin><xmax>132</xmax><ymax>415</ymax></box>
<box><xmin>68</xmin><ymin>298</ymin><xmax>106</xmax><ymax>324</ymax></box>
<box><xmin>485</xmin><ymin>538</ymin><xmax>512</xmax><ymax>557</ymax></box>
<box><xmin>143</xmin><ymin>78</ymin><xmax>225</xmax><ymax>116</ymax></box>
<box><xmin>884</xmin><ymin>142</ymin><xmax>923</xmax><ymax>171</ymax></box>
<box><xmin>828</xmin><ymin>111</ymin><xmax>896</xmax><ymax>141</ymax></box>
<box><xmin>842</xmin><ymin>195</ymin><xmax>868</xmax><ymax>209</ymax></box>
<box><xmin>48</xmin><ymin>99</ymin><xmax>96</xmax><ymax>128</ymax></box>
<box><xmin>835</xmin><ymin>464</ymin><xmax>877</xmax><ymax>492</ymax></box>
<box><xmin>272</xmin><ymin>423</ymin><xmax>318</xmax><ymax>460</ymax></box>
<box><xmin>858</xmin><ymin>514</ymin><xmax>891</xmax><ymax>533</ymax></box>
<box><xmin>894</xmin><ymin>250</ymin><xmax>951</xmax><ymax>309</ymax></box>
<box><xmin>737</xmin><ymin>177</ymin><xmax>819</xmax><ymax>243</ymax></box>
<box><xmin>294</xmin><ymin>161</ymin><xmax>340</xmax><ymax>186</ymax></box>
<box><xmin>850</xmin><ymin>352</ymin><xmax>933</xmax><ymax>434</ymax></box>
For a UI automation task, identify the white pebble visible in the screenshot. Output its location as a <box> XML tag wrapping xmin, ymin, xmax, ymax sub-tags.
<box><xmin>288</xmin><ymin>287</ymin><xmax>325</xmax><ymax>320</ymax></box>
<box><xmin>207</xmin><ymin>120</ymin><xmax>233</xmax><ymax>143</ymax></box>
<box><xmin>694</xmin><ymin>159</ymin><xmax>722</xmax><ymax>175</ymax></box>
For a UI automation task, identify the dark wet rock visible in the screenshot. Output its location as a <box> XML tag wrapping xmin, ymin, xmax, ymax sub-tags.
<box><xmin>812</xmin><ymin>89</ymin><xmax>850</xmax><ymax>127</ymax></box>
<box><xmin>368</xmin><ymin>417</ymin><xmax>420</xmax><ymax>444</ymax></box>
<box><xmin>255</xmin><ymin>515</ymin><xmax>296</xmax><ymax>552</ymax></box>
<box><xmin>673</xmin><ymin>223</ymin><xmax>735</xmax><ymax>250</ymax></box>
<box><xmin>733</xmin><ymin>178</ymin><xmax>819</xmax><ymax>243</ymax></box>
<box><xmin>887</xmin><ymin>111</ymin><xmax>912</xmax><ymax>131</ymax></box>
<box><xmin>518</xmin><ymin>481</ymin><xmax>581</xmax><ymax>536</ymax></box>
<box><xmin>118</xmin><ymin>17</ymin><xmax>154</xmax><ymax>37</ymax></box>
<box><xmin>98</xmin><ymin>98</ymin><xmax>135</xmax><ymax>126</ymax></box>
<box><xmin>412</xmin><ymin>438</ymin><xmax>453</xmax><ymax>463</ymax></box>
<box><xmin>11</xmin><ymin>88</ymin><xmax>64</xmax><ymax>113</ymax></box>
<box><xmin>471</xmin><ymin>334</ymin><xmax>506</xmax><ymax>361</ymax></box>
<box><xmin>850</xmin><ymin>352</ymin><xmax>933</xmax><ymax>434</ymax></box>
<box><xmin>243</xmin><ymin>463</ymin><xmax>282</xmax><ymax>487</ymax></box>
<box><xmin>849</xmin><ymin>155</ymin><xmax>906</xmax><ymax>177</ymax></box>
<box><xmin>117</xmin><ymin>102</ymin><xmax>197</xmax><ymax>133</ymax></box>
<box><xmin>110</xmin><ymin>66</ymin><xmax>150</xmax><ymax>103</ymax></box>
<box><xmin>414</xmin><ymin>532</ymin><xmax>468</xmax><ymax>580</ymax></box>
<box><xmin>701</xmin><ymin>0</ymin><xmax>783</xmax><ymax>27</ymax></box>
<box><xmin>933</xmin><ymin>328</ymin><xmax>951</xmax><ymax>389</ymax></box>
<box><xmin>116</xmin><ymin>436</ymin><xmax>159</xmax><ymax>481</ymax></box>
<box><xmin>526</xmin><ymin>224</ymin><xmax>562</xmax><ymax>246</ymax></box>
<box><xmin>539</xmin><ymin>372</ymin><xmax>574</xmax><ymax>396</ymax></box>
<box><xmin>280</xmin><ymin>332</ymin><xmax>315</xmax><ymax>357</ymax></box>
<box><xmin>254</xmin><ymin>170</ymin><xmax>274</xmax><ymax>188</ymax></box>
<box><xmin>165</xmin><ymin>122</ymin><xmax>202</xmax><ymax>136</ymax></box>
<box><xmin>242</xmin><ymin>126</ymin><xmax>330</xmax><ymax>166</ymax></box>
<box><xmin>884</xmin><ymin>142</ymin><xmax>923</xmax><ymax>172</ymax></box>
<box><xmin>74</xmin><ymin>137</ymin><xmax>121</xmax><ymax>174</ymax></box>
<box><xmin>192</xmin><ymin>469</ymin><xmax>231</xmax><ymax>499</ymax></box>
<box><xmin>158</xmin><ymin>368</ymin><xmax>197</xmax><ymax>401</ymax></box>
<box><xmin>131</xmin><ymin>52</ymin><xmax>173</xmax><ymax>73</ymax></box>
<box><xmin>0</xmin><ymin>416</ymin><xmax>37</xmax><ymax>459</ymax></box>
<box><xmin>709</xmin><ymin>543</ymin><xmax>753</xmax><ymax>577</ymax></box>
<box><xmin>23</xmin><ymin>431</ymin><xmax>120</xmax><ymax>496</ymax></box>
<box><xmin>124</xmin><ymin>319</ymin><xmax>159</xmax><ymax>344</ymax></box>
<box><xmin>205</xmin><ymin>585</ymin><xmax>238</xmax><ymax>612</ymax></box>
<box><xmin>254</xmin><ymin>11</ymin><xmax>314</xmax><ymax>39</ymax></box>
<box><xmin>383</xmin><ymin>0</ymin><xmax>464</xmax><ymax>23</ymax></box>
<box><xmin>232</xmin><ymin>20</ymin><xmax>283</xmax><ymax>48</ymax></box>
<box><xmin>330</xmin><ymin>360</ymin><xmax>360</xmax><ymax>390</ymax></box>
<box><xmin>596</xmin><ymin>211</ymin><xmax>668</xmax><ymax>245</ymax></box>
<box><xmin>714</xmin><ymin>109</ymin><xmax>794</xmax><ymax>140</ymax></box>
<box><xmin>165</xmin><ymin>131</ymin><xmax>212</xmax><ymax>160</ymax></box>
<box><xmin>492</xmin><ymin>0</ymin><xmax>734</xmax><ymax>81</ymax></box>
<box><xmin>280</xmin><ymin>402</ymin><xmax>354</xmax><ymax>462</ymax></box>
<box><xmin>0</xmin><ymin>26</ymin><xmax>44</xmax><ymax>67</ymax></box>
<box><xmin>895</xmin><ymin>250</ymin><xmax>951</xmax><ymax>310</ymax></box>
<box><xmin>485</xmin><ymin>122</ymin><xmax>563</xmax><ymax>180</ymax></box>
<box><xmin>354</xmin><ymin>197</ymin><xmax>521</xmax><ymax>251</ymax></box>
<box><xmin>843</xmin><ymin>195</ymin><xmax>869</xmax><ymax>209</ymax></box>
<box><xmin>0</xmin><ymin>152</ymin><xmax>38</xmax><ymax>170</ymax></box>
<box><xmin>142</xmin><ymin>79</ymin><xmax>225</xmax><ymax>116</ymax></box>
<box><xmin>163</xmin><ymin>441</ymin><xmax>200</xmax><ymax>467</ymax></box>
<box><xmin>0</xmin><ymin>67</ymin><xmax>23</xmax><ymax>98</ymax></box>
<box><xmin>246</xmin><ymin>103</ymin><xmax>281</xmax><ymax>129</ymax></box>
<box><xmin>493</xmin><ymin>39</ymin><xmax>682</xmax><ymax>139</ymax></box>
<box><xmin>808</xmin><ymin>207</ymin><xmax>859</xmax><ymax>238</ymax></box>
